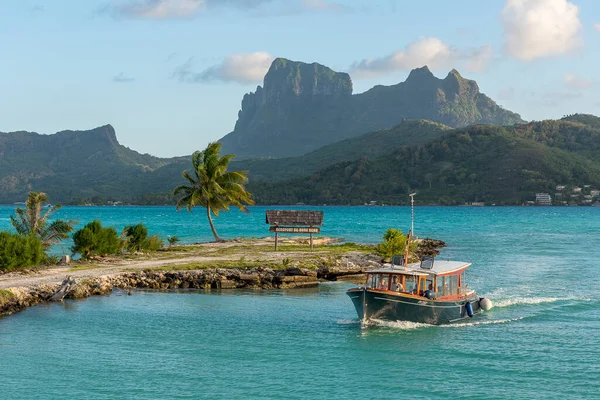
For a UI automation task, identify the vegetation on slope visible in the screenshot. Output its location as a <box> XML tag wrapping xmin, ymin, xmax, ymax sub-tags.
<box><xmin>249</xmin><ymin>125</ymin><xmax>600</xmax><ymax>205</ymax></box>
<box><xmin>231</xmin><ymin>119</ymin><xmax>453</xmax><ymax>181</ymax></box>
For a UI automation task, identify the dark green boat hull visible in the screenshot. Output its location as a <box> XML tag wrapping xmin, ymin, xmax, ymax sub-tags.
<box><xmin>347</xmin><ymin>288</ymin><xmax>481</xmax><ymax>325</ymax></box>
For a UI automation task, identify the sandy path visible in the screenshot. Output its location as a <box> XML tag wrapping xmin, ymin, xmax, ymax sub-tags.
<box><xmin>0</xmin><ymin>237</ymin><xmax>337</xmax><ymax>289</ymax></box>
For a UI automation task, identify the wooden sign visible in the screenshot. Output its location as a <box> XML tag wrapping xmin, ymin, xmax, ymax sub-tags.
<box><xmin>269</xmin><ymin>226</ymin><xmax>321</xmax><ymax>234</ymax></box>
<box><xmin>266</xmin><ymin>210</ymin><xmax>324</xmax><ymax>251</ymax></box>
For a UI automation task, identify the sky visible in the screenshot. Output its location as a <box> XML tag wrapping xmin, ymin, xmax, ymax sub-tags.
<box><xmin>0</xmin><ymin>0</ymin><xmax>599</xmax><ymax>157</ymax></box>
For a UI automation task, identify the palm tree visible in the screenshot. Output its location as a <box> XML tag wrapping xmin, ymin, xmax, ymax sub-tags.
<box><xmin>173</xmin><ymin>142</ymin><xmax>254</xmax><ymax>242</ymax></box>
<box><xmin>10</xmin><ymin>192</ymin><xmax>76</xmax><ymax>251</ymax></box>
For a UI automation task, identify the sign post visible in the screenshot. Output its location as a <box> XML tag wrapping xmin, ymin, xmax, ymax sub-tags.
<box><xmin>266</xmin><ymin>210</ymin><xmax>324</xmax><ymax>251</ymax></box>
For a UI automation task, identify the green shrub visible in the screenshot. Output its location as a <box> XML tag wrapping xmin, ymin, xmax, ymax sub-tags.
<box><xmin>167</xmin><ymin>236</ymin><xmax>180</xmax><ymax>247</ymax></box>
<box><xmin>375</xmin><ymin>228</ymin><xmax>416</xmax><ymax>261</ymax></box>
<box><xmin>0</xmin><ymin>232</ymin><xmax>44</xmax><ymax>271</ymax></box>
<box><xmin>72</xmin><ymin>220</ymin><xmax>121</xmax><ymax>259</ymax></box>
<box><xmin>123</xmin><ymin>223</ymin><xmax>148</xmax><ymax>253</ymax></box>
<box><xmin>142</xmin><ymin>235</ymin><xmax>164</xmax><ymax>252</ymax></box>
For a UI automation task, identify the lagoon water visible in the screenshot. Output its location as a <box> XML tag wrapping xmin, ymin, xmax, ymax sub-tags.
<box><xmin>1</xmin><ymin>206</ymin><xmax>599</xmax><ymax>399</ymax></box>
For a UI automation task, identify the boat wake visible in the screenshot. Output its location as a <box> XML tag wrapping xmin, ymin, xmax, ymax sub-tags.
<box><xmin>492</xmin><ymin>296</ymin><xmax>595</xmax><ymax>308</ymax></box>
<box><xmin>364</xmin><ymin>316</ymin><xmax>526</xmax><ymax>330</ymax></box>
<box><xmin>366</xmin><ymin>319</ymin><xmax>432</xmax><ymax>330</ymax></box>
<box><xmin>440</xmin><ymin>316</ymin><xmax>525</xmax><ymax>328</ymax></box>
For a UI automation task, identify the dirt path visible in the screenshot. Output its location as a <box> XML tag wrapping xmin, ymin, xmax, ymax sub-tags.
<box><xmin>0</xmin><ymin>237</ymin><xmax>343</xmax><ymax>289</ymax></box>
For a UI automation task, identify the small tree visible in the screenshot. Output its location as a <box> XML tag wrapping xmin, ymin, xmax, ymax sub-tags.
<box><xmin>375</xmin><ymin>228</ymin><xmax>416</xmax><ymax>262</ymax></box>
<box><xmin>72</xmin><ymin>220</ymin><xmax>121</xmax><ymax>259</ymax></box>
<box><xmin>0</xmin><ymin>232</ymin><xmax>44</xmax><ymax>271</ymax></box>
<box><xmin>10</xmin><ymin>192</ymin><xmax>76</xmax><ymax>254</ymax></box>
<box><xmin>142</xmin><ymin>235</ymin><xmax>164</xmax><ymax>252</ymax></box>
<box><xmin>122</xmin><ymin>223</ymin><xmax>148</xmax><ymax>253</ymax></box>
<box><xmin>168</xmin><ymin>236</ymin><xmax>181</xmax><ymax>248</ymax></box>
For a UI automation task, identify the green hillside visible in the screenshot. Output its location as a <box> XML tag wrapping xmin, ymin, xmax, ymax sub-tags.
<box><xmin>248</xmin><ymin>125</ymin><xmax>600</xmax><ymax>205</ymax></box>
<box><xmin>0</xmin><ymin>125</ymin><xmax>187</xmax><ymax>204</ymax></box>
<box><xmin>231</xmin><ymin>119</ymin><xmax>452</xmax><ymax>181</ymax></box>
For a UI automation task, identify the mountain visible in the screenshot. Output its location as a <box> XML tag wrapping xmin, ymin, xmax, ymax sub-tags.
<box><xmin>218</xmin><ymin>58</ymin><xmax>525</xmax><ymax>159</ymax></box>
<box><xmin>2</xmin><ymin>116</ymin><xmax>599</xmax><ymax>206</ymax></box>
<box><xmin>248</xmin><ymin>124</ymin><xmax>600</xmax><ymax>206</ymax></box>
<box><xmin>0</xmin><ymin>125</ymin><xmax>187</xmax><ymax>203</ymax></box>
<box><xmin>230</xmin><ymin>119</ymin><xmax>453</xmax><ymax>182</ymax></box>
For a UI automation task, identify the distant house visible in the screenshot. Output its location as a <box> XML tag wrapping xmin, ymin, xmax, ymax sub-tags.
<box><xmin>573</xmin><ymin>186</ymin><xmax>582</xmax><ymax>193</ymax></box>
<box><xmin>591</xmin><ymin>190</ymin><xmax>600</xmax><ymax>197</ymax></box>
<box><xmin>555</xmin><ymin>193</ymin><xmax>563</xmax><ymax>199</ymax></box>
<box><xmin>556</xmin><ymin>185</ymin><xmax>566</xmax><ymax>191</ymax></box>
<box><xmin>535</xmin><ymin>193</ymin><xmax>552</xmax><ymax>206</ymax></box>
<box><xmin>584</xmin><ymin>195</ymin><xmax>593</xmax><ymax>200</ymax></box>
<box><xmin>584</xmin><ymin>185</ymin><xmax>591</xmax><ymax>188</ymax></box>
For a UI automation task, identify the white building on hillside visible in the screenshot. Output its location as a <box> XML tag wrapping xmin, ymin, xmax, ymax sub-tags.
<box><xmin>536</xmin><ymin>193</ymin><xmax>552</xmax><ymax>206</ymax></box>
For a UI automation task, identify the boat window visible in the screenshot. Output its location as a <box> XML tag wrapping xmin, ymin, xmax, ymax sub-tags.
<box><xmin>368</xmin><ymin>274</ymin><xmax>389</xmax><ymax>290</ymax></box>
<box><xmin>391</xmin><ymin>275</ymin><xmax>403</xmax><ymax>292</ymax></box>
<box><xmin>436</xmin><ymin>276</ymin><xmax>444</xmax><ymax>296</ymax></box>
<box><xmin>405</xmin><ymin>275</ymin><xmax>417</xmax><ymax>294</ymax></box>
<box><xmin>366</xmin><ymin>274</ymin><xmax>377</xmax><ymax>289</ymax></box>
<box><xmin>448</xmin><ymin>275</ymin><xmax>459</xmax><ymax>295</ymax></box>
<box><xmin>426</xmin><ymin>279</ymin><xmax>434</xmax><ymax>291</ymax></box>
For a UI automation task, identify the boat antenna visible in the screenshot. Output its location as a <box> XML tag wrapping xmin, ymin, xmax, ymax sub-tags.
<box><xmin>404</xmin><ymin>229</ymin><xmax>412</xmax><ymax>267</ymax></box>
<box><xmin>409</xmin><ymin>192</ymin><xmax>416</xmax><ymax>238</ymax></box>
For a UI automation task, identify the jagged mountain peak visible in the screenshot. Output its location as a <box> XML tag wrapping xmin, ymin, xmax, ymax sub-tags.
<box><xmin>405</xmin><ymin>65</ymin><xmax>436</xmax><ymax>82</ymax></box>
<box><xmin>220</xmin><ymin>59</ymin><xmax>525</xmax><ymax>159</ymax></box>
<box><xmin>262</xmin><ymin>57</ymin><xmax>353</xmax><ymax>98</ymax></box>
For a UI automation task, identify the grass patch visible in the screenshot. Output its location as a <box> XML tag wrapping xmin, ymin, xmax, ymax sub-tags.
<box><xmin>0</xmin><ymin>289</ymin><xmax>15</xmax><ymax>305</ymax></box>
<box><xmin>68</xmin><ymin>263</ymin><xmax>111</xmax><ymax>272</ymax></box>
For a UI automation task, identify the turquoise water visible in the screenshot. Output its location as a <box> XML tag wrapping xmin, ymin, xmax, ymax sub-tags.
<box><xmin>1</xmin><ymin>206</ymin><xmax>600</xmax><ymax>399</ymax></box>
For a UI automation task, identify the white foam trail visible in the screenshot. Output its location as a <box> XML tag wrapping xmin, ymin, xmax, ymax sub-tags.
<box><xmin>493</xmin><ymin>297</ymin><xmax>595</xmax><ymax>308</ymax></box>
<box><xmin>367</xmin><ymin>319</ymin><xmax>432</xmax><ymax>330</ymax></box>
<box><xmin>440</xmin><ymin>316</ymin><xmax>525</xmax><ymax>328</ymax></box>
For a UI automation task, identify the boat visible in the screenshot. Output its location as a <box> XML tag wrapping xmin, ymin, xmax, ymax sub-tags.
<box><xmin>346</xmin><ymin>193</ymin><xmax>493</xmax><ymax>325</ymax></box>
<box><xmin>346</xmin><ymin>256</ymin><xmax>493</xmax><ymax>325</ymax></box>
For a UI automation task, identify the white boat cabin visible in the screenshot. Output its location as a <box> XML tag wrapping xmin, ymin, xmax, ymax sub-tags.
<box><xmin>365</xmin><ymin>258</ymin><xmax>473</xmax><ymax>300</ymax></box>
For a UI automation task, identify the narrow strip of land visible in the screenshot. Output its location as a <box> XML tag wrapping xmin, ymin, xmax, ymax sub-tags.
<box><xmin>0</xmin><ymin>237</ymin><xmax>370</xmax><ymax>289</ymax></box>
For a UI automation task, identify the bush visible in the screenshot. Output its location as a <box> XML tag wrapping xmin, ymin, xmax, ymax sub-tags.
<box><xmin>143</xmin><ymin>235</ymin><xmax>164</xmax><ymax>252</ymax></box>
<box><xmin>123</xmin><ymin>223</ymin><xmax>148</xmax><ymax>253</ymax></box>
<box><xmin>0</xmin><ymin>232</ymin><xmax>44</xmax><ymax>271</ymax></box>
<box><xmin>72</xmin><ymin>220</ymin><xmax>121</xmax><ymax>259</ymax></box>
<box><xmin>375</xmin><ymin>228</ymin><xmax>416</xmax><ymax>261</ymax></box>
<box><xmin>167</xmin><ymin>236</ymin><xmax>180</xmax><ymax>247</ymax></box>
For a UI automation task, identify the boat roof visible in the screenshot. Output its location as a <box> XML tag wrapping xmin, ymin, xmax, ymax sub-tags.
<box><xmin>368</xmin><ymin>260</ymin><xmax>471</xmax><ymax>276</ymax></box>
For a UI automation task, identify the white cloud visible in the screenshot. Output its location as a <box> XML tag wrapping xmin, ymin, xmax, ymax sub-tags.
<box><xmin>174</xmin><ymin>52</ymin><xmax>275</xmax><ymax>84</ymax></box>
<box><xmin>595</xmin><ymin>24</ymin><xmax>600</xmax><ymax>32</ymax></box>
<box><xmin>114</xmin><ymin>0</ymin><xmax>204</xmax><ymax>19</ymax></box>
<box><xmin>350</xmin><ymin>37</ymin><xmax>492</xmax><ymax>78</ymax></box>
<box><xmin>500</xmin><ymin>0</ymin><xmax>582</xmax><ymax>61</ymax></box>
<box><xmin>564</xmin><ymin>72</ymin><xmax>593</xmax><ymax>90</ymax></box>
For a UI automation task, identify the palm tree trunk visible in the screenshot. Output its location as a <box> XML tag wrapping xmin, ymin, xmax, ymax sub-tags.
<box><xmin>206</xmin><ymin>204</ymin><xmax>223</xmax><ymax>242</ymax></box>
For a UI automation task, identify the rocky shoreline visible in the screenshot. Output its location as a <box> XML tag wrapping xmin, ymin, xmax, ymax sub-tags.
<box><xmin>0</xmin><ymin>253</ymin><xmax>382</xmax><ymax>318</ymax></box>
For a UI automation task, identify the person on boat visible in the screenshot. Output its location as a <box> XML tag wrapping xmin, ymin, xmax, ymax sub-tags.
<box><xmin>392</xmin><ymin>276</ymin><xmax>403</xmax><ymax>292</ymax></box>
<box><xmin>379</xmin><ymin>278</ymin><xmax>388</xmax><ymax>290</ymax></box>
